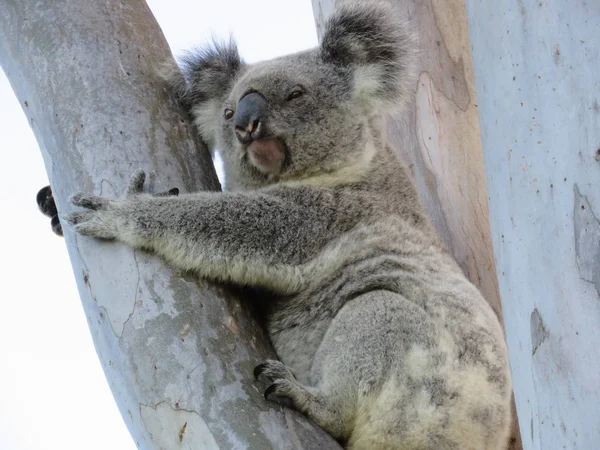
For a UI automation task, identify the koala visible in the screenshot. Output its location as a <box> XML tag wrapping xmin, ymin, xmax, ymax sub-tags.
<box><xmin>66</xmin><ymin>2</ymin><xmax>512</xmax><ymax>449</ymax></box>
<box><xmin>37</xmin><ymin>185</ymin><xmax>63</xmax><ymax>236</ymax></box>
<box><xmin>36</xmin><ymin>185</ymin><xmax>179</xmax><ymax>237</ymax></box>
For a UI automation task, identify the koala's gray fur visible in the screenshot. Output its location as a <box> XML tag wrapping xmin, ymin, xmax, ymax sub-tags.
<box><xmin>67</xmin><ymin>1</ymin><xmax>512</xmax><ymax>448</ymax></box>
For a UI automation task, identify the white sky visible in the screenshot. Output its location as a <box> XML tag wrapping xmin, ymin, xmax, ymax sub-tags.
<box><xmin>0</xmin><ymin>1</ymin><xmax>317</xmax><ymax>449</ymax></box>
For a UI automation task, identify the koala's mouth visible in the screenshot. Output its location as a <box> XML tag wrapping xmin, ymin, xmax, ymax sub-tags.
<box><xmin>246</xmin><ymin>138</ymin><xmax>287</xmax><ymax>175</ymax></box>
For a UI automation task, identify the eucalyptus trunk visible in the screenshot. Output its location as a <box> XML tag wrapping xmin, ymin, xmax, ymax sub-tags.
<box><xmin>0</xmin><ymin>0</ymin><xmax>340</xmax><ymax>448</ymax></box>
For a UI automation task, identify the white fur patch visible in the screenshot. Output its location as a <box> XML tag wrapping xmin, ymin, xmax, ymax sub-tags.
<box><xmin>147</xmin><ymin>234</ymin><xmax>305</xmax><ymax>295</ymax></box>
<box><xmin>192</xmin><ymin>102</ymin><xmax>221</xmax><ymax>148</ymax></box>
<box><xmin>281</xmin><ymin>141</ymin><xmax>376</xmax><ymax>189</ymax></box>
<box><xmin>353</xmin><ymin>65</ymin><xmax>385</xmax><ymax>110</ymax></box>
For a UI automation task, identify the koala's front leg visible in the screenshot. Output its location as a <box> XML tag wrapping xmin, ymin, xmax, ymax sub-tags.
<box><xmin>66</xmin><ymin>171</ymin><xmax>336</xmax><ymax>294</ymax></box>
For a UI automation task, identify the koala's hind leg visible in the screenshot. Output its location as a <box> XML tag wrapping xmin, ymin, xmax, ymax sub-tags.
<box><xmin>254</xmin><ymin>360</ymin><xmax>346</xmax><ymax>439</ymax></box>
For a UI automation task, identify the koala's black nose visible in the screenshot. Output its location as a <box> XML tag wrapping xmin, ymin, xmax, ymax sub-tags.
<box><xmin>234</xmin><ymin>92</ymin><xmax>268</xmax><ymax>144</ymax></box>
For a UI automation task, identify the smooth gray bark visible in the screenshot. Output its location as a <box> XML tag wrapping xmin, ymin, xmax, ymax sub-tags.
<box><xmin>0</xmin><ymin>0</ymin><xmax>340</xmax><ymax>448</ymax></box>
<box><xmin>465</xmin><ymin>1</ymin><xmax>600</xmax><ymax>449</ymax></box>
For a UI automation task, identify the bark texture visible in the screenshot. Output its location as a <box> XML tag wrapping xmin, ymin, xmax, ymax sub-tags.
<box><xmin>0</xmin><ymin>0</ymin><xmax>340</xmax><ymax>448</ymax></box>
<box><xmin>465</xmin><ymin>1</ymin><xmax>600</xmax><ymax>449</ymax></box>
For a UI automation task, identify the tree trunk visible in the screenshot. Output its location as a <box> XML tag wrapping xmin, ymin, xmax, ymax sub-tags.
<box><xmin>312</xmin><ymin>0</ymin><xmax>524</xmax><ymax>448</ymax></box>
<box><xmin>464</xmin><ymin>1</ymin><xmax>600</xmax><ymax>449</ymax></box>
<box><xmin>0</xmin><ymin>0</ymin><xmax>340</xmax><ymax>448</ymax></box>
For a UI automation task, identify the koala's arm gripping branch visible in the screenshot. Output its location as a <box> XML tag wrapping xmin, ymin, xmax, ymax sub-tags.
<box><xmin>126</xmin><ymin>190</ymin><xmax>339</xmax><ymax>293</ymax></box>
<box><xmin>69</xmin><ymin>185</ymin><xmax>348</xmax><ymax>294</ymax></box>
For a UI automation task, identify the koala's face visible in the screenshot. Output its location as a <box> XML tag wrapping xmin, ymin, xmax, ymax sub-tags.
<box><xmin>217</xmin><ymin>53</ymin><xmax>364</xmax><ymax>186</ymax></box>
<box><xmin>170</xmin><ymin>1</ymin><xmax>415</xmax><ymax>189</ymax></box>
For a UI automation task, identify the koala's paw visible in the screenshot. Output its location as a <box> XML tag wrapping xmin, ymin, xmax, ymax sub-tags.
<box><xmin>254</xmin><ymin>360</ymin><xmax>301</xmax><ymax>404</ymax></box>
<box><xmin>65</xmin><ymin>194</ymin><xmax>120</xmax><ymax>240</ymax></box>
<box><xmin>37</xmin><ymin>185</ymin><xmax>63</xmax><ymax>237</ymax></box>
<box><xmin>37</xmin><ymin>185</ymin><xmax>58</xmax><ymax>217</ymax></box>
<box><xmin>64</xmin><ymin>170</ymin><xmax>140</xmax><ymax>239</ymax></box>
<box><xmin>51</xmin><ymin>214</ymin><xmax>63</xmax><ymax>237</ymax></box>
<box><xmin>126</xmin><ymin>169</ymin><xmax>180</xmax><ymax>198</ymax></box>
<box><xmin>65</xmin><ymin>170</ymin><xmax>179</xmax><ymax>240</ymax></box>
<box><xmin>254</xmin><ymin>359</ymin><xmax>296</xmax><ymax>382</ymax></box>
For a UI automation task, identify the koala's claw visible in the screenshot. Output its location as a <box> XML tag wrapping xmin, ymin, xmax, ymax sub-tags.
<box><xmin>70</xmin><ymin>193</ymin><xmax>109</xmax><ymax>210</ymax></box>
<box><xmin>263</xmin><ymin>379</ymin><xmax>299</xmax><ymax>407</ymax></box>
<box><xmin>64</xmin><ymin>210</ymin><xmax>117</xmax><ymax>240</ymax></box>
<box><xmin>254</xmin><ymin>359</ymin><xmax>296</xmax><ymax>383</ymax></box>
<box><xmin>154</xmin><ymin>187</ymin><xmax>180</xmax><ymax>197</ymax></box>
<box><xmin>254</xmin><ymin>360</ymin><xmax>300</xmax><ymax>406</ymax></box>
<box><xmin>264</xmin><ymin>382</ymin><xmax>279</xmax><ymax>400</ymax></box>
<box><xmin>253</xmin><ymin>363</ymin><xmax>268</xmax><ymax>381</ymax></box>
<box><xmin>64</xmin><ymin>210</ymin><xmax>91</xmax><ymax>225</ymax></box>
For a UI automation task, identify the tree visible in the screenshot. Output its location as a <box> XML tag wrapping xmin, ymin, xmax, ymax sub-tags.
<box><xmin>465</xmin><ymin>1</ymin><xmax>600</xmax><ymax>448</ymax></box>
<box><xmin>0</xmin><ymin>0</ymin><xmax>340</xmax><ymax>448</ymax></box>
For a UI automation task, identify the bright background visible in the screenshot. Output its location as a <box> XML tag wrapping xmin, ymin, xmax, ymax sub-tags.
<box><xmin>0</xmin><ymin>1</ymin><xmax>317</xmax><ymax>449</ymax></box>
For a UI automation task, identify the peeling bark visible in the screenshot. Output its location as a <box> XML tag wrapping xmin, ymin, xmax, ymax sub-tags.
<box><xmin>0</xmin><ymin>0</ymin><xmax>340</xmax><ymax>448</ymax></box>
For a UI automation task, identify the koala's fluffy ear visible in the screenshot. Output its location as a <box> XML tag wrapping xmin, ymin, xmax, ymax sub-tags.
<box><xmin>320</xmin><ymin>1</ymin><xmax>417</xmax><ymax>112</ymax></box>
<box><xmin>161</xmin><ymin>41</ymin><xmax>243</xmax><ymax>147</ymax></box>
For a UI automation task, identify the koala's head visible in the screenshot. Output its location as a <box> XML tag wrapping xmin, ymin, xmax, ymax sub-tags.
<box><xmin>167</xmin><ymin>1</ymin><xmax>416</xmax><ymax>190</ymax></box>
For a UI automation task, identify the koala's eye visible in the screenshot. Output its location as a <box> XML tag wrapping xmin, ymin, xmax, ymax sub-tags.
<box><xmin>286</xmin><ymin>89</ymin><xmax>304</xmax><ymax>101</ymax></box>
<box><xmin>224</xmin><ymin>108</ymin><xmax>234</xmax><ymax>120</ymax></box>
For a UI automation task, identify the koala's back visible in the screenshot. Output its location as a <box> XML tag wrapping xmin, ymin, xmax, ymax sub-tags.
<box><xmin>264</xmin><ymin>153</ymin><xmax>511</xmax><ymax>449</ymax></box>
